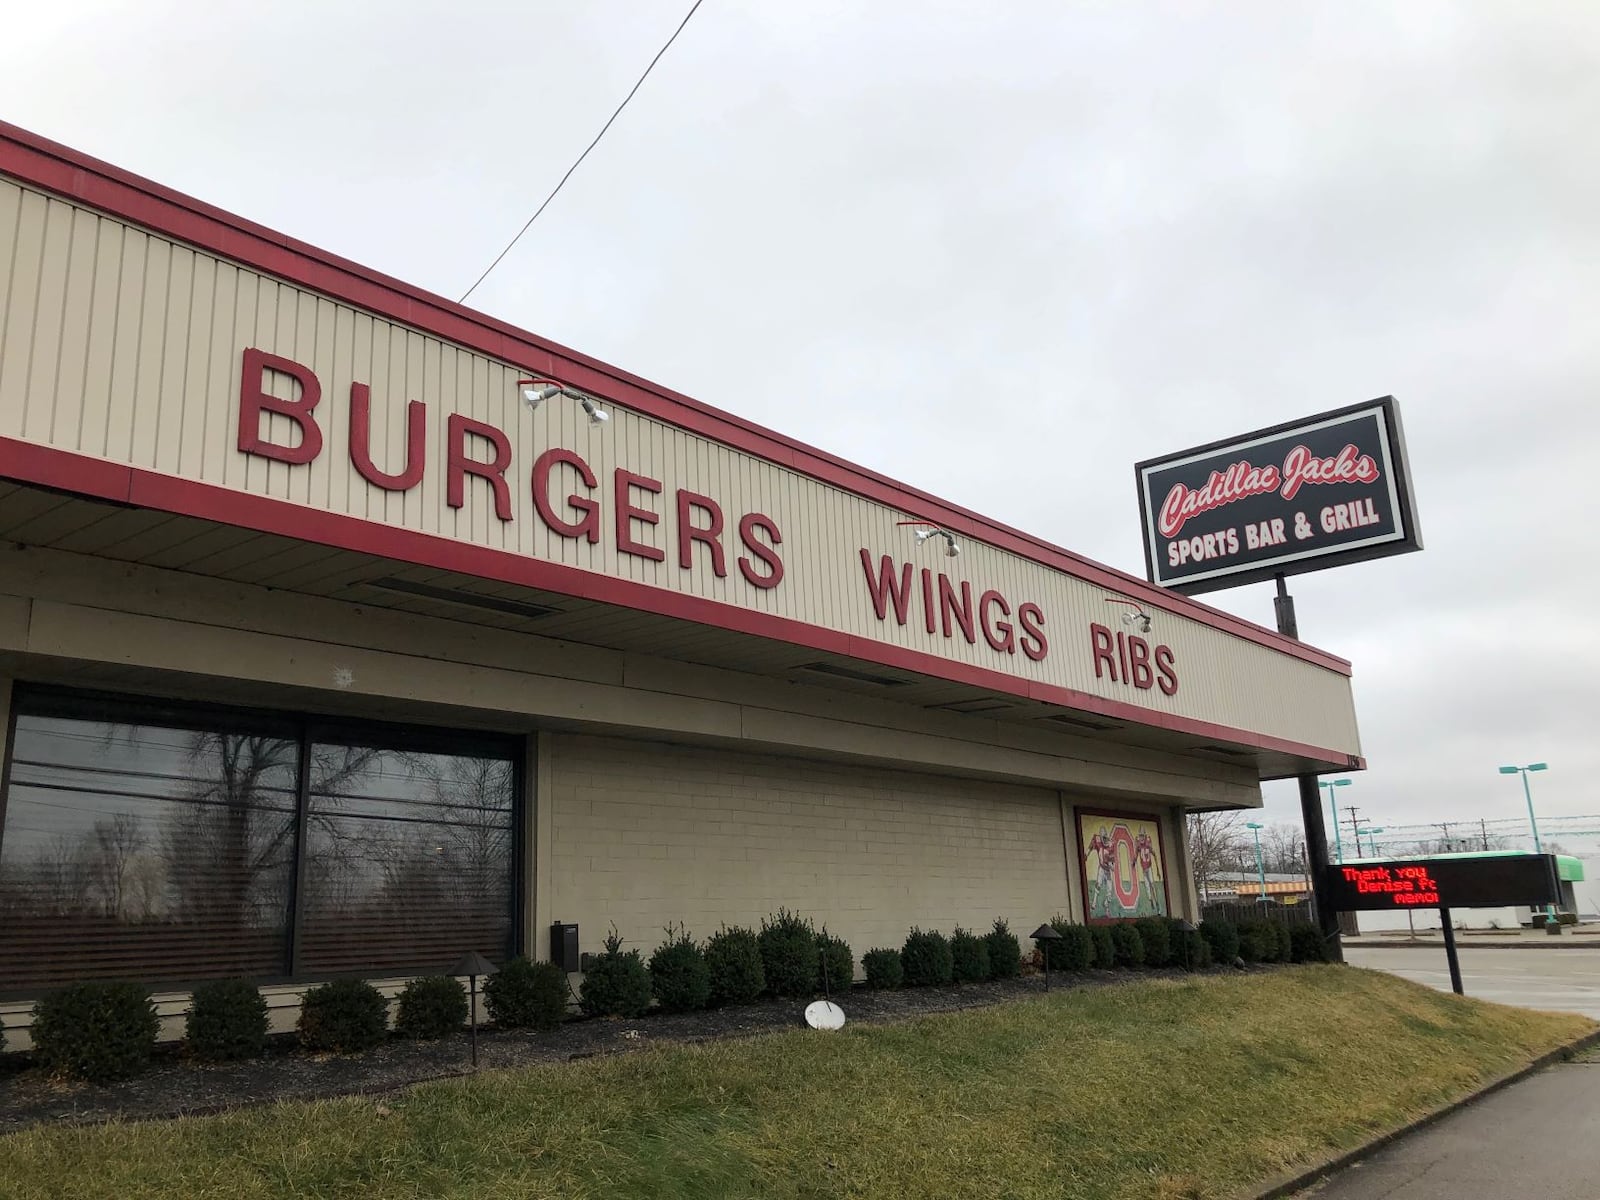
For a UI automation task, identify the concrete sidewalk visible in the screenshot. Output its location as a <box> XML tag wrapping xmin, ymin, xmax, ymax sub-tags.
<box><xmin>1346</xmin><ymin>928</ymin><xmax>1600</xmax><ymax>950</ymax></box>
<box><xmin>1296</xmin><ymin>1054</ymin><xmax>1600</xmax><ymax>1198</ymax></box>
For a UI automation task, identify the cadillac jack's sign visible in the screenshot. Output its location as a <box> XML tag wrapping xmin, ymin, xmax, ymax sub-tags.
<box><xmin>1135</xmin><ymin>397</ymin><xmax>1422</xmax><ymax>594</ymax></box>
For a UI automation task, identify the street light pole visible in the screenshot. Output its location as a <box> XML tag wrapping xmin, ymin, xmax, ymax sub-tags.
<box><xmin>1500</xmin><ymin>762</ymin><xmax>1552</xmax><ymax>922</ymax></box>
<box><xmin>1247</xmin><ymin>822</ymin><xmax>1267</xmax><ymax>904</ymax></box>
<box><xmin>1319</xmin><ymin>779</ymin><xmax>1351</xmax><ymax>863</ymax></box>
<box><xmin>1367</xmin><ymin>826</ymin><xmax>1385</xmax><ymax>858</ymax></box>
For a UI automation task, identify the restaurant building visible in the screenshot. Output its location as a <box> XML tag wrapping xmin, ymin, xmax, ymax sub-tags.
<box><xmin>0</xmin><ymin>122</ymin><xmax>1363</xmax><ymax>1040</ymax></box>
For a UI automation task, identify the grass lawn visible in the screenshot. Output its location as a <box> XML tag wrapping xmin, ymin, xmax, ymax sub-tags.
<box><xmin>0</xmin><ymin>966</ymin><xmax>1590</xmax><ymax>1200</ymax></box>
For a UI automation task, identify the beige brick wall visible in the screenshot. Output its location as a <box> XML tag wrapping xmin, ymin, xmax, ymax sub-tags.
<box><xmin>548</xmin><ymin>733</ymin><xmax>1076</xmax><ymax>966</ymax></box>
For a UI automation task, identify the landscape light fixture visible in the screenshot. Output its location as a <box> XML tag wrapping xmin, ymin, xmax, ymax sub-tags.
<box><xmin>897</xmin><ymin>520</ymin><xmax>960</xmax><ymax>557</ymax></box>
<box><xmin>518</xmin><ymin>377</ymin><xmax>610</xmax><ymax>424</ymax></box>
<box><xmin>452</xmin><ymin>950</ymin><xmax>499</xmax><ymax>1070</ymax></box>
<box><xmin>1030</xmin><ymin>924</ymin><xmax>1063</xmax><ymax>992</ymax></box>
<box><xmin>1103</xmin><ymin>596</ymin><xmax>1153</xmax><ymax>633</ymax></box>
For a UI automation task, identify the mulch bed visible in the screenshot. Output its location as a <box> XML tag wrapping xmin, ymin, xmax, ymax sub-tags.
<box><xmin>0</xmin><ymin>965</ymin><xmax>1226</xmax><ymax>1133</ymax></box>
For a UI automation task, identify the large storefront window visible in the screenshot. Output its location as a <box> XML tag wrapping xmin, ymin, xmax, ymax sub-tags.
<box><xmin>299</xmin><ymin>743</ymin><xmax>515</xmax><ymax>975</ymax></box>
<box><xmin>0</xmin><ymin>690</ymin><xmax>521</xmax><ymax>993</ymax></box>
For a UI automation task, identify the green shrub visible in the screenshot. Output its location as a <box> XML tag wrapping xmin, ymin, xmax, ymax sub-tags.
<box><xmin>1040</xmin><ymin>918</ymin><xmax>1093</xmax><ymax>971</ymax></box>
<box><xmin>759</xmin><ymin>909</ymin><xmax>820</xmax><ymax>998</ymax></box>
<box><xmin>483</xmin><ymin>957</ymin><xmax>568</xmax><ymax>1030</ymax></box>
<box><xmin>901</xmin><ymin>928</ymin><xmax>954</xmax><ymax>986</ymax></box>
<box><xmin>32</xmin><ymin>982</ymin><xmax>159</xmax><ymax>1083</ymax></box>
<box><xmin>1168</xmin><ymin>919</ymin><xmax>1210</xmax><ymax>970</ymax></box>
<box><xmin>984</xmin><ymin>918</ymin><xmax>1023</xmax><ymax>979</ymax></box>
<box><xmin>579</xmin><ymin>929</ymin><xmax>653</xmax><ymax>1018</ymax></box>
<box><xmin>395</xmin><ymin>975</ymin><xmax>467</xmax><ymax>1039</ymax></box>
<box><xmin>1135</xmin><ymin>917</ymin><xmax>1172</xmax><ymax>967</ymax></box>
<box><xmin>1091</xmin><ymin>926</ymin><xmax>1117</xmax><ymax>969</ymax></box>
<box><xmin>298</xmin><ymin>978</ymin><xmax>388</xmax><ymax>1053</ymax></box>
<box><xmin>186</xmin><ymin>979</ymin><xmax>268</xmax><ymax>1061</ymax></box>
<box><xmin>1200</xmin><ymin>918</ymin><xmax>1240</xmax><ymax>964</ymax></box>
<box><xmin>1290</xmin><ymin>924</ymin><xmax>1328</xmax><ymax>963</ymax></box>
<box><xmin>649</xmin><ymin>926</ymin><xmax>712</xmax><ymax>1014</ymax></box>
<box><xmin>1273</xmin><ymin>921</ymin><xmax>1294</xmax><ymax>963</ymax></box>
<box><xmin>862</xmin><ymin>948</ymin><xmax>903</xmax><ymax>989</ymax></box>
<box><xmin>950</xmin><ymin>927</ymin><xmax>991</xmax><ymax>984</ymax></box>
<box><xmin>1253</xmin><ymin>921</ymin><xmax>1280</xmax><ymax>963</ymax></box>
<box><xmin>1235</xmin><ymin>921</ymin><xmax>1264</xmax><ymax>964</ymax></box>
<box><xmin>816</xmin><ymin>928</ymin><xmax>854</xmax><ymax>995</ymax></box>
<box><xmin>704</xmin><ymin>926</ymin><xmax>765</xmax><ymax>1007</ymax></box>
<box><xmin>1109</xmin><ymin>923</ymin><xmax>1145</xmax><ymax>968</ymax></box>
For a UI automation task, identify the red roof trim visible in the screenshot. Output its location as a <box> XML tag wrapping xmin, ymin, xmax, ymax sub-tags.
<box><xmin>1</xmin><ymin>438</ymin><xmax>1361</xmax><ymax>770</ymax></box>
<box><xmin>0</xmin><ymin>119</ymin><xmax>1349</xmax><ymax>676</ymax></box>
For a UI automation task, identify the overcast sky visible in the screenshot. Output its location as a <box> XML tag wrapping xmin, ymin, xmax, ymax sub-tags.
<box><xmin>4</xmin><ymin>2</ymin><xmax>1597</xmax><ymax>840</ymax></box>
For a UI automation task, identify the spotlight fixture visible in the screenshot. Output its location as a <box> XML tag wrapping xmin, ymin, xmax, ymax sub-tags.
<box><xmin>1104</xmin><ymin>596</ymin><xmax>1153</xmax><ymax>633</ymax></box>
<box><xmin>897</xmin><ymin>520</ymin><xmax>961</xmax><ymax>557</ymax></box>
<box><xmin>516</xmin><ymin>377</ymin><xmax>609</xmax><ymax>424</ymax></box>
<box><xmin>520</xmin><ymin>379</ymin><xmax>564</xmax><ymax>409</ymax></box>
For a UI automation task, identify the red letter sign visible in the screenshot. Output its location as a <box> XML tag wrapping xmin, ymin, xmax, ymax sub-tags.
<box><xmin>238</xmin><ymin>348</ymin><xmax>322</xmax><ymax>464</ymax></box>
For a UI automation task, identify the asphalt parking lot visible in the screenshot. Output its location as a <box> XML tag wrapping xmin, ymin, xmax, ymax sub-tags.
<box><xmin>1344</xmin><ymin>945</ymin><xmax>1600</xmax><ymax>1019</ymax></box>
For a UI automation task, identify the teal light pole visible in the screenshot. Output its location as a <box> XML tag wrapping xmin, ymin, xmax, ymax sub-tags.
<box><xmin>1498</xmin><ymin>763</ymin><xmax>1549</xmax><ymax>852</ymax></box>
<box><xmin>1246</xmin><ymin>821</ymin><xmax>1267</xmax><ymax>904</ymax></box>
<box><xmin>1500</xmin><ymin>762</ymin><xmax>1552</xmax><ymax>921</ymax></box>
<box><xmin>1318</xmin><ymin>779</ymin><xmax>1352</xmax><ymax>863</ymax></box>
<box><xmin>1366</xmin><ymin>827</ymin><xmax>1385</xmax><ymax>858</ymax></box>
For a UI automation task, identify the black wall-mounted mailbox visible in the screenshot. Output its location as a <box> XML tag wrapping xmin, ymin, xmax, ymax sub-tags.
<box><xmin>551</xmin><ymin>922</ymin><xmax>580</xmax><ymax>973</ymax></box>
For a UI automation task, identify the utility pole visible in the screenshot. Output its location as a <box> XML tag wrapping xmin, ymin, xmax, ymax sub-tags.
<box><xmin>1435</xmin><ymin>821</ymin><xmax>1454</xmax><ymax>852</ymax></box>
<box><xmin>1345</xmin><ymin>806</ymin><xmax>1365</xmax><ymax>855</ymax></box>
<box><xmin>1479</xmin><ymin>818</ymin><xmax>1490</xmax><ymax>851</ymax></box>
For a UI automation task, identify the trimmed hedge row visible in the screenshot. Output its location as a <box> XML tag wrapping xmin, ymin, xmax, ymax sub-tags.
<box><xmin>13</xmin><ymin>912</ymin><xmax>1319</xmax><ymax>1082</ymax></box>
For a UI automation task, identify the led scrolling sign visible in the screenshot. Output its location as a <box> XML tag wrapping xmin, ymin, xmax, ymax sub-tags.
<box><xmin>1321</xmin><ymin>855</ymin><xmax>1561</xmax><ymax>913</ymax></box>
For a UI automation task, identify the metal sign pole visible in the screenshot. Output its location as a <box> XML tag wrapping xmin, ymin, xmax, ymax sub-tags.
<box><xmin>1439</xmin><ymin>906</ymin><xmax>1464</xmax><ymax>996</ymax></box>
<box><xmin>1275</xmin><ymin>576</ymin><xmax>1345</xmax><ymax>964</ymax></box>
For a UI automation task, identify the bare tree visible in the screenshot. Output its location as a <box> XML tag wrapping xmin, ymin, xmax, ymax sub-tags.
<box><xmin>1262</xmin><ymin>824</ymin><xmax>1307</xmax><ymax>876</ymax></box>
<box><xmin>164</xmin><ymin>734</ymin><xmax>301</xmax><ymax>926</ymax></box>
<box><xmin>87</xmin><ymin>813</ymin><xmax>147</xmax><ymax>919</ymax></box>
<box><xmin>1186</xmin><ymin>810</ymin><xmax>1247</xmax><ymax>902</ymax></box>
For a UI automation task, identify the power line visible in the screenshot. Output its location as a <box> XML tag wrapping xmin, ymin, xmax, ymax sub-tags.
<box><xmin>457</xmin><ymin>0</ymin><xmax>707</xmax><ymax>304</ymax></box>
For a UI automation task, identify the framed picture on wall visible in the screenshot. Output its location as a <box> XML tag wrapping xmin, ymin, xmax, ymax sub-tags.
<box><xmin>1077</xmin><ymin>809</ymin><xmax>1171</xmax><ymax>922</ymax></box>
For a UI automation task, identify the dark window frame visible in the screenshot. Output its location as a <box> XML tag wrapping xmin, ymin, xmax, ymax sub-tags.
<box><xmin>0</xmin><ymin>683</ymin><xmax>527</xmax><ymax>999</ymax></box>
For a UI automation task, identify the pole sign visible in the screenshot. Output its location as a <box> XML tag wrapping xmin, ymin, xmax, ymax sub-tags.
<box><xmin>1135</xmin><ymin>397</ymin><xmax>1422</xmax><ymax>594</ymax></box>
<box><xmin>1321</xmin><ymin>854</ymin><xmax>1561</xmax><ymax>912</ymax></box>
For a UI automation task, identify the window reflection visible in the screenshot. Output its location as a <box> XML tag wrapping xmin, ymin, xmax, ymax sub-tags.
<box><xmin>0</xmin><ymin>699</ymin><xmax>519</xmax><ymax>992</ymax></box>
<box><xmin>300</xmin><ymin>746</ymin><xmax>515</xmax><ymax>974</ymax></box>
<box><xmin>0</xmin><ymin>719</ymin><xmax>297</xmax><ymax>988</ymax></box>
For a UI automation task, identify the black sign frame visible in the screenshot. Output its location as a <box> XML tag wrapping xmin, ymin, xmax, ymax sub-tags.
<box><xmin>1320</xmin><ymin>853</ymin><xmax>1561</xmax><ymax>913</ymax></box>
<box><xmin>1135</xmin><ymin>396</ymin><xmax>1423</xmax><ymax>595</ymax></box>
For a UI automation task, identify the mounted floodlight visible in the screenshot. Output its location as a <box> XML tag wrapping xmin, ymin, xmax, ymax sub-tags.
<box><xmin>1104</xmin><ymin>596</ymin><xmax>1153</xmax><ymax>633</ymax></box>
<box><xmin>518</xmin><ymin>378</ymin><xmax>564</xmax><ymax>409</ymax></box>
<box><xmin>516</xmin><ymin>377</ymin><xmax>609</xmax><ymax>423</ymax></box>
<box><xmin>897</xmin><ymin>520</ymin><xmax>960</xmax><ymax>557</ymax></box>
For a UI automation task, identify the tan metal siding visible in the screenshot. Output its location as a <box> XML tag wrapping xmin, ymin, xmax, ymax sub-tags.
<box><xmin>549</xmin><ymin>733</ymin><xmax>1074</xmax><ymax>964</ymax></box>
<box><xmin>0</xmin><ymin>178</ymin><xmax>1359</xmax><ymax>754</ymax></box>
